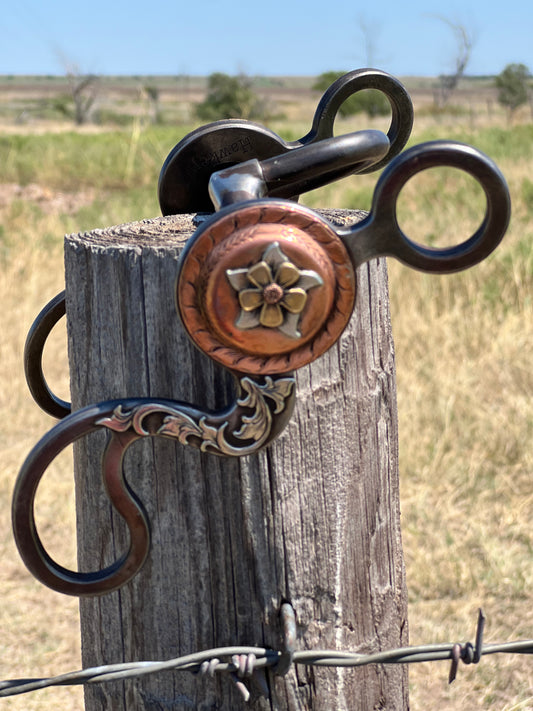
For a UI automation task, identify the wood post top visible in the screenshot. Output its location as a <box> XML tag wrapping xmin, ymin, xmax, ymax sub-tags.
<box><xmin>65</xmin><ymin>208</ymin><xmax>368</xmax><ymax>250</ymax></box>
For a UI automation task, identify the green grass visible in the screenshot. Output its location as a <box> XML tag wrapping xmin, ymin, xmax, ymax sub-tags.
<box><xmin>412</xmin><ymin>123</ymin><xmax>533</xmax><ymax>163</ymax></box>
<box><xmin>0</xmin><ymin>126</ymin><xmax>190</xmax><ymax>192</ymax></box>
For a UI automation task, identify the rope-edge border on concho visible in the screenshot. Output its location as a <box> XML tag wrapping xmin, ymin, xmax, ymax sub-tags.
<box><xmin>177</xmin><ymin>202</ymin><xmax>357</xmax><ymax>374</ymax></box>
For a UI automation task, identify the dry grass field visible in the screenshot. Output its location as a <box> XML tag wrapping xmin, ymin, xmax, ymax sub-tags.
<box><xmin>0</xmin><ymin>75</ymin><xmax>531</xmax><ymax>709</ymax></box>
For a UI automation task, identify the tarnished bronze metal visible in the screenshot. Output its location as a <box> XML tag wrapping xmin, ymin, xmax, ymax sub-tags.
<box><xmin>177</xmin><ymin>202</ymin><xmax>356</xmax><ymax>374</ymax></box>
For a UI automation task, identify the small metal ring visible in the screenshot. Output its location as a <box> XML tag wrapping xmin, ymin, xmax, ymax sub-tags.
<box><xmin>302</xmin><ymin>67</ymin><xmax>414</xmax><ymax>173</ymax></box>
<box><xmin>24</xmin><ymin>291</ymin><xmax>71</xmax><ymax>418</ymax></box>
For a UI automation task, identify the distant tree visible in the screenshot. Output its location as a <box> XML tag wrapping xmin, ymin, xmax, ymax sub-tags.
<box><xmin>50</xmin><ymin>73</ymin><xmax>99</xmax><ymax>125</ymax></box>
<box><xmin>68</xmin><ymin>73</ymin><xmax>99</xmax><ymax>125</ymax></box>
<box><xmin>196</xmin><ymin>73</ymin><xmax>265</xmax><ymax>121</ymax></box>
<box><xmin>356</xmin><ymin>15</ymin><xmax>382</xmax><ymax>67</ymax></box>
<box><xmin>495</xmin><ymin>63</ymin><xmax>531</xmax><ymax>121</ymax></box>
<box><xmin>312</xmin><ymin>71</ymin><xmax>389</xmax><ymax>118</ymax></box>
<box><xmin>54</xmin><ymin>52</ymin><xmax>99</xmax><ymax>124</ymax></box>
<box><xmin>143</xmin><ymin>83</ymin><xmax>161</xmax><ymax>124</ymax></box>
<box><xmin>431</xmin><ymin>16</ymin><xmax>474</xmax><ymax>106</ymax></box>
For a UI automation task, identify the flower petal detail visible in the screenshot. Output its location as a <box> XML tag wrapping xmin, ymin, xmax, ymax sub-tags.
<box><xmin>278</xmin><ymin>312</ymin><xmax>302</xmax><ymax>339</ymax></box>
<box><xmin>226</xmin><ymin>268</ymin><xmax>250</xmax><ymax>291</ymax></box>
<box><xmin>260</xmin><ymin>303</ymin><xmax>284</xmax><ymax>328</ymax></box>
<box><xmin>236</xmin><ymin>309</ymin><xmax>262</xmax><ymax>330</ymax></box>
<box><xmin>276</xmin><ymin>262</ymin><xmax>301</xmax><ymax>289</ymax></box>
<box><xmin>239</xmin><ymin>289</ymin><xmax>264</xmax><ymax>312</ymax></box>
<box><xmin>247</xmin><ymin>261</ymin><xmax>273</xmax><ymax>288</ymax></box>
<box><xmin>226</xmin><ymin>242</ymin><xmax>323</xmax><ymax>336</ymax></box>
<box><xmin>262</xmin><ymin>242</ymin><xmax>286</xmax><ymax>270</ymax></box>
<box><xmin>281</xmin><ymin>288</ymin><xmax>307</xmax><ymax>314</ymax></box>
<box><xmin>297</xmin><ymin>270</ymin><xmax>324</xmax><ymax>291</ymax></box>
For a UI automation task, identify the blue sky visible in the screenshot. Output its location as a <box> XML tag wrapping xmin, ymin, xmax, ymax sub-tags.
<box><xmin>2</xmin><ymin>0</ymin><xmax>531</xmax><ymax>77</ymax></box>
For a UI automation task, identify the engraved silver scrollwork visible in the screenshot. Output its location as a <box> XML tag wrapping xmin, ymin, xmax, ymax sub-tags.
<box><xmin>96</xmin><ymin>374</ymin><xmax>296</xmax><ymax>456</ymax></box>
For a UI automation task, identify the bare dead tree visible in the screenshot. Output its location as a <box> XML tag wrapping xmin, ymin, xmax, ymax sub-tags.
<box><xmin>432</xmin><ymin>16</ymin><xmax>474</xmax><ymax>107</ymax></box>
<box><xmin>142</xmin><ymin>84</ymin><xmax>161</xmax><ymax>124</ymax></box>
<box><xmin>68</xmin><ymin>71</ymin><xmax>99</xmax><ymax>125</ymax></box>
<box><xmin>55</xmin><ymin>51</ymin><xmax>99</xmax><ymax>124</ymax></box>
<box><xmin>357</xmin><ymin>15</ymin><xmax>382</xmax><ymax>67</ymax></box>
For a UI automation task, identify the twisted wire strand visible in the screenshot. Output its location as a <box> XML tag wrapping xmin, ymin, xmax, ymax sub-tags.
<box><xmin>1</xmin><ymin>639</ymin><xmax>532</xmax><ymax>698</ymax></box>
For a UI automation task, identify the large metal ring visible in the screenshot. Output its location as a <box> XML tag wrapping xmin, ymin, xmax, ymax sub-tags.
<box><xmin>13</xmin><ymin>374</ymin><xmax>295</xmax><ymax>595</ymax></box>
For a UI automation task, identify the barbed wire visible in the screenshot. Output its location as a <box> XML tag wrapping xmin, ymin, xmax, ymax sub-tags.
<box><xmin>1</xmin><ymin>609</ymin><xmax>532</xmax><ymax>702</ymax></box>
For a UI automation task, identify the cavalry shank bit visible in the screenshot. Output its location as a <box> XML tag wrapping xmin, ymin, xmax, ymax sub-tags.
<box><xmin>13</xmin><ymin>70</ymin><xmax>511</xmax><ymax>596</ymax></box>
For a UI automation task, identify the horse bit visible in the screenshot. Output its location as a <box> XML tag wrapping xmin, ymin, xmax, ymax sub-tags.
<box><xmin>13</xmin><ymin>69</ymin><xmax>511</xmax><ymax>596</ymax></box>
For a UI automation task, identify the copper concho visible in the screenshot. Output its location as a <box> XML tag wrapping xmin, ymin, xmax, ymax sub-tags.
<box><xmin>177</xmin><ymin>202</ymin><xmax>356</xmax><ymax>374</ymax></box>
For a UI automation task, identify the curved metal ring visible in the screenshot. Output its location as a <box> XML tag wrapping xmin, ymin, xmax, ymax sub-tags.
<box><xmin>13</xmin><ymin>405</ymin><xmax>149</xmax><ymax>596</ymax></box>
<box><xmin>301</xmin><ymin>67</ymin><xmax>414</xmax><ymax>173</ymax></box>
<box><xmin>339</xmin><ymin>140</ymin><xmax>512</xmax><ymax>274</ymax></box>
<box><xmin>13</xmin><ymin>374</ymin><xmax>295</xmax><ymax>595</ymax></box>
<box><xmin>24</xmin><ymin>290</ymin><xmax>70</xmax><ymax>418</ymax></box>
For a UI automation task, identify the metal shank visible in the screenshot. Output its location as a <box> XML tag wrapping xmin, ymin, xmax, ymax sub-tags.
<box><xmin>208</xmin><ymin>130</ymin><xmax>390</xmax><ymax>210</ymax></box>
<box><xmin>13</xmin><ymin>374</ymin><xmax>295</xmax><ymax>595</ymax></box>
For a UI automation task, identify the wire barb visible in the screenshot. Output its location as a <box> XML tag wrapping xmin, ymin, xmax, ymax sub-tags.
<box><xmin>448</xmin><ymin>608</ymin><xmax>485</xmax><ymax>683</ymax></box>
<box><xmin>230</xmin><ymin>654</ymin><xmax>253</xmax><ymax>701</ymax></box>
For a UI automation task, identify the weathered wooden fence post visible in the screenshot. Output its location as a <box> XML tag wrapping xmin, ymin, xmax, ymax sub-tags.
<box><xmin>65</xmin><ymin>208</ymin><xmax>408</xmax><ymax>710</ymax></box>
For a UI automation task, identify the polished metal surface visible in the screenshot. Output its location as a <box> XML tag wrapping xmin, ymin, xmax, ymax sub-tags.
<box><xmin>208</xmin><ymin>129</ymin><xmax>389</xmax><ymax>210</ymax></box>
